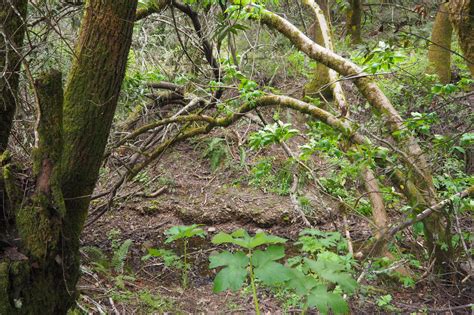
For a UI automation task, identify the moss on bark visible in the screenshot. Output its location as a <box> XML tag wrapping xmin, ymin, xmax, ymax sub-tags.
<box><xmin>0</xmin><ymin>1</ymin><xmax>137</xmax><ymax>312</ymax></box>
<box><xmin>346</xmin><ymin>0</ymin><xmax>362</xmax><ymax>45</ymax></box>
<box><xmin>61</xmin><ymin>0</ymin><xmax>138</xmax><ymax>235</ymax></box>
<box><xmin>428</xmin><ymin>3</ymin><xmax>453</xmax><ymax>84</ymax></box>
<box><xmin>448</xmin><ymin>0</ymin><xmax>474</xmax><ymax>77</ymax></box>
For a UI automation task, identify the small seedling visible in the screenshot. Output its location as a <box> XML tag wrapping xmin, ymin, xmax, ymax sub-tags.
<box><xmin>145</xmin><ymin>224</ymin><xmax>206</xmax><ymax>288</ymax></box>
<box><xmin>209</xmin><ymin>229</ymin><xmax>289</xmax><ymax>315</ymax></box>
<box><xmin>377</xmin><ymin>294</ymin><xmax>396</xmax><ymax>311</ymax></box>
<box><xmin>286</xmin><ymin>254</ymin><xmax>357</xmax><ymax>314</ymax></box>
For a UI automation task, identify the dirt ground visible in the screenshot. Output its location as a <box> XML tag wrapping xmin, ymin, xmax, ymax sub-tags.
<box><xmin>79</xmin><ymin>108</ymin><xmax>473</xmax><ymax>314</ymax></box>
<box><xmin>79</xmin><ymin>138</ymin><xmax>473</xmax><ymax>314</ymax></box>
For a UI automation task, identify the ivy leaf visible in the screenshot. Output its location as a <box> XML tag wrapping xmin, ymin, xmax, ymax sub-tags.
<box><xmin>307</xmin><ymin>285</ymin><xmax>349</xmax><ymax>315</ymax></box>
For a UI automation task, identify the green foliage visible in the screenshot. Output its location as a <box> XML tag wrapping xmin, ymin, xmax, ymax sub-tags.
<box><xmin>376</xmin><ymin>294</ymin><xmax>397</xmax><ymax>311</ymax></box>
<box><xmin>297</xmin><ymin>195</ymin><xmax>314</xmax><ymax>214</ymax></box>
<box><xmin>249</xmin><ymin>122</ymin><xmax>299</xmax><ymax>149</ymax></box>
<box><xmin>145</xmin><ymin>225</ymin><xmax>206</xmax><ymax>288</ymax></box>
<box><xmin>112</xmin><ymin>239</ymin><xmax>133</xmax><ymax>273</ymax></box>
<box><xmin>164</xmin><ymin>224</ymin><xmax>207</xmax><ymax>243</ymax></box>
<box><xmin>296</xmin><ymin>229</ymin><xmax>348</xmax><ymax>255</ymax></box>
<box><xmin>210</xmin><ymin>229</ymin><xmax>288</xmax><ymax>314</ymax></box>
<box><xmin>134</xmin><ymin>170</ymin><xmax>150</xmax><ymax>185</ymax></box>
<box><xmin>142</xmin><ymin>248</ymin><xmax>183</xmax><ymax>269</ymax></box>
<box><xmin>248</xmin><ymin>158</ymin><xmax>294</xmax><ymax>195</ymax></box>
<box><xmin>430</xmin><ymin>78</ymin><xmax>473</xmax><ymax>96</ymax></box>
<box><xmin>211</xmin><ymin>229</ymin><xmax>287</xmax><ymax>250</ymax></box>
<box><xmin>202</xmin><ymin>137</ymin><xmax>230</xmax><ymax>171</ymax></box>
<box><xmin>401</xmin><ymin>112</ymin><xmax>438</xmax><ymax>137</ymax></box>
<box><xmin>352</xmin><ymin>41</ymin><xmax>405</xmax><ymax>74</ymax></box>
<box><xmin>209</xmin><ymin>229</ymin><xmax>357</xmax><ymax>314</ymax></box>
<box><xmin>80</xmin><ymin>246</ymin><xmax>110</xmax><ymax>273</ymax></box>
<box><xmin>119</xmin><ymin>69</ymin><xmax>165</xmax><ymax>118</ymax></box>
<box><xmin>286</xmin><ymin>51</ymin><xmax>315</xmax><ymax>78</ymax></box>
<box><xmin>139</xmin><ymin>290</ymin><xmax>175</xmax><ymax>311</ymax></box>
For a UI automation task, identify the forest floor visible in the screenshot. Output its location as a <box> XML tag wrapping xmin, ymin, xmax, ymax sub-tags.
<box><xmin>79</xmin><ymin>141</ymin><xmax>473</xmax><ymax>314</ymax></box>
<box><xmin>78</xmin><ymin>83</ymin><xmax>473</xmax><ymax>314</ymax></box>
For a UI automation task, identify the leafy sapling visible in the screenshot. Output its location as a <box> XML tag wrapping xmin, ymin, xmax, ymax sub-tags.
<box><xmin>143</xmin><ymin>224</ymin><xmax>206</xmax><ymax>288</ymax></box>
<box><xmin>209</xmin><ymin>229</ymin><xmax>289</xmax><ymax>315</ymax></box>
<box><xmin>286</xmin><ymin>229</ymin><xmax>357</xmax><ymax>314</ymax></box>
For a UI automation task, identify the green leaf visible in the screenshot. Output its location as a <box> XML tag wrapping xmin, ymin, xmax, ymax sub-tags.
<box><xmin>213</xmin><ymin>266</ymin><xmax>248</xmax><ymax>292</ymax></box>
<box><xmin>285</xmin><ymin>268</ymin><xmax>319</xmax><ymax>295</ymax></box>
<box><xmin>164</xmin><ymin>224</ymin><xmax>206</xmax><ymax>243</ymax></box>
<box><xmin>248</xmin><ymin>232</ymin><xmax>287</xmax><ymax>249</ymax></box>
<box><xmin>252</xmin><ymin>245</ymin><xmax>285</xmax><ymax>266</ymax></box>
<box><xmin>211</xmin><ymin>232</ymin><xmax>235</xmax><ymax>245</ymax></box>
<box><xmin>209</xmin><ymin>251</ymin><xmax>249</xmax><ymax>292</ymax></box>
<box><xmin>304</xmin><ymin>257</ymin><xmax>357</xmax><ymax>293</ymax></box>
<box><xmin>112</xmin><ymin>239</ymin><xmax>133</xmax><ymax>273</ymax></box>
<box><xmin>209</xmin><ymin>251</ymin><xmax>248</xmax><ymax>269</ymax></box>
<box><xmin>211</xmin><ymin>230</ymin><xmax>286</xmax><ymax>249</ymax></box>
<box><xmin>254</xmin><ymin>261</ymin><xmax>290</xmax><ymax>285</ymax></box>
<box><xmin>307</xmin><ymin>285</ymin><xmax>349</xmax><ymax>315</ymax></box>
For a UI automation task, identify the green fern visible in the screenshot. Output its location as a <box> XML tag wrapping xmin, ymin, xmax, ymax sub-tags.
<box><xmin>112</xmin><ymin>239</ymin><xmax>133</xmax><ymax>273</ymax></box>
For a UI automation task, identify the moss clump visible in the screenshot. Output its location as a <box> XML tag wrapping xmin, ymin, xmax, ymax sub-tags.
<box><xmin>15</xmin><ymin>202</ymin><xmax>60</xmax><ymax>261</ymax></box>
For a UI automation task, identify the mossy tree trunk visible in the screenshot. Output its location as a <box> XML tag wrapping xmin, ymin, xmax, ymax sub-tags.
<box><xmin>346</xmin><ymin>0</ymin><xmax>362</xmax><ymax>45</ymax></box>
<box><xmin>427</xmin><ymin>3</ymin><xmax>453</xmax><ymax>84</ymax></box>
<box><xmin>0</xmin><ymin>0</ymin><xmax>27</xmax><ymax>152</ymax></box>
<box><xmin>304</xmin><ymin>0</ymin><xmax>332</xmax><ymax>100</ymax></box>
<box><xmin>448</xmin><ymin>0</ymin><xmax>474</xmax><ymax>77</ymax></box>
<box><xmin>0</xmin><ymin>1</ymin><xmax>137</xmax><ymax>313</ymax></box>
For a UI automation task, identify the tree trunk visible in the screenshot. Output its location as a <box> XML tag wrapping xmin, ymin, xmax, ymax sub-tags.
<box><xmin>304</xmin><ymin>0</ymin><xmax>349</xmax><ymax>116</ymax></box>
<box><xmin>448</xmin><ymin>0</ymin><xmax>474</xmax><ymax>77</ymax></box>
<box><xmin>0</xmin><ymin>0</ymin><xmax>137</xmax><ymax>313</ymax></box>
<box><xmin>0</xmin><ymin>0</ymin><xmax>27</xmax><ymax>152</ymax></box>
<box><xmin>346</xmin><ymin>0</ymin><xmax>362</xmax><ymax>45</ymax></box>
<box><xmin>304</xmin><ymin>0</ymin><xmax>332</xmax><ymax>100</ymax></box>
<box><xmin>428</xmin><ymin>3</ymin><xmax>453</xmax><ymax>84</ymax></box>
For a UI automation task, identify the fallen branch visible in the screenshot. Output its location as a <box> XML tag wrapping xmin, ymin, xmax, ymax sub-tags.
<box><xmin>146</xmin><ymin>81</ymin><xmax>184</xmax><ymax>94</ymax></box>
<box><xmin>371</xmin><ymin>185</ymin><xmax>474</xmax><ymax>253</ymax></box>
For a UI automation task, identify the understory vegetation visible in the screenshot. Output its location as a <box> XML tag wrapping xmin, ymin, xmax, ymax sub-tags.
<box><xmin>0</xmin><ymin>0</ymin><xmax>473</xmax><ymax>313</ymax></box>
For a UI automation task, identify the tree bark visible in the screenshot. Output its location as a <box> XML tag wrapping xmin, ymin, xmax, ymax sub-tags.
<box><xmin>0</xmin><ymin>0</ymin><xmax>27</xmax><ymax>152</ymax></box>
<box><xmin>304</xmin><ymin>0</ymin><xmax>349</xmax><ymax>116</ymax></box>
<box><xmin>448</xmin><ymin>0</ymin><xmax>474</xmax><ymax>77</ymax></box>
<box><xmin>0</xmin><ymin>0</ymin><xmax>137</xmax><ymax>313</ymax></box>
<box><xmin>427</xmin><ymin>3</ymin><xmax>453</xmax><ymax>84</ymax></box>
<box><xmin>304</xmin><ymin>0</ymin><xmax>332</xmax><ymax>100</ymax></box>
<box><xmin>346</xmin><ymin>0</ymin><xmax>362</xmax><ymax>45</ymax></box>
